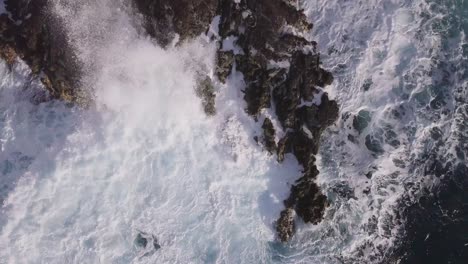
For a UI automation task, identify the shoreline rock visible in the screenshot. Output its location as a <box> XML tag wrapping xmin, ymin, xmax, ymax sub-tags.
<box><xmin>261</xmin><ymin>118</ymin><xmax>277</xmax><ymax>154</ymax></box>
<box><xmin>132</xmin><ymin>0</ymin><xmax>217</xmax><ymax>48</ymax></box>
<box><xmin>211</xmin><ymin>0</ymin><xmax>339</xmax><ymax>241</ymax></box>
<box><xmin>1</xmin><ymin>0</ymin><xmax>91</xmax><ymax>106</ymax></box>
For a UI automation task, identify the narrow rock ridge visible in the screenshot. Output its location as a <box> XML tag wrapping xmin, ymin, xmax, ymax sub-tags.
<box><xmin>0</xmin><ymin>0</ymin><xmax>339</xmax><ymax>242</ymax></box>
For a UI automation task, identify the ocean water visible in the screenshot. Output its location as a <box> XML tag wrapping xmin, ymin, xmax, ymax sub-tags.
<box><xmin>302</xmin><ymin>0</ymin><xmax>467</xmax><ymax>263</ymax></box>
<box><xmin>0</xmin><ymin>0</ymin><xmax>466</xmax><ymax>263</ymax></box>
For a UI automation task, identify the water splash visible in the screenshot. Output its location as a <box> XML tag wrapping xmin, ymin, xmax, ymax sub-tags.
<box><xmin>0</xmin><ymin>1</ymin><xmax>300</xmax><ymax>263</ymax></box>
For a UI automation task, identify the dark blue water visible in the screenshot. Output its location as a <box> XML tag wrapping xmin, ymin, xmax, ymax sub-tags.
<box><xmin>392</xmin><ymin>1</ymin><xmax>468</xmax><ymax>263</ymax></box>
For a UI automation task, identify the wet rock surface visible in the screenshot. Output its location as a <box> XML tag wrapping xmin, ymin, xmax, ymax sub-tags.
<box><xmin>261</xmin><ymin>118</ymin><xmax>277</xmax><ymax>154</ymax></box>
<box><xmin>215</xmin><ymin>51</ymin><xmax>234</xmax><ymax>84</ymax></box>
<box><xmin>213</xmin><ymin>0</ymin><xmax>339</xmax><ymax>241</ymax></box>
<box><xmin>133</xmin><ymin>0</ymin><xmax>217</xmax><ymax>47</ymax></box>
<box><xmin>135</xmin><ymin>231</ymin><xmax>161</xmax><ymax>257</ymax></box>
<box><xmin>276</xmin><ymin>208</ymin><xmax>295</xmax><ymax>242</ymax></box>
<box><xmin>0</xmin><ymin>0</ymin><xmax>89</xmax><ymax>105</ymax></box>
<box><xmin>196</xmin><ymin>77</ymin><xmax>217</xmax><ymax>116</ymax></box>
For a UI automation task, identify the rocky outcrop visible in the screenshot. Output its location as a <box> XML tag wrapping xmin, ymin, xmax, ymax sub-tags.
<box><xmin>261</xmin><ymin>118</ymin><xmax>277</xmax><ymax>154</ymax></box>
<box><xmin>217</xmin><ymin>0</ymin><xmax>315</xmax><ymax>117</ymax></box>
<box><xmin>196</xmin><ymin>77</ymin><xmax>216</xmax><ymax>116</ymax></box>
<box><xmin>116</xmin><ymin>0</ymin><xmax>341</xmax><ymax>242</ymax></box>
<box><xmin>0</xmin><ymin>0</ymin><xmax>89</xmax><ymax>105</ymax></box>
<box><xmin>133</xmin><ymin>0</ymin><xmax>217</xmax><ymax>47</ymax></box>
<box><xmin>215</xmin><ymin>51</ymin><xmax>234</xmax><ymax>83</ymax></box>
<box><xmin>211</xmin><ymin>0</ymin><xmax>339</xmax><ymax>241</ymax></box>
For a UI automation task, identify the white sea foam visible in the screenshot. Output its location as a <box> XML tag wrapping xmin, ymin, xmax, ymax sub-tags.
<box><xmin>0</xmin><ymin>1</ymin><xmax>301</xmax><ymax>263</ymax></box>
<box><xmin>282</xmin><ymin>0</ymin><xmax>466</xmax><ymax>263</ymax></box>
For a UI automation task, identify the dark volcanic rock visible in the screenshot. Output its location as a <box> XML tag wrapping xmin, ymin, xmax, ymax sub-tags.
<box><xmin>277</xmin><ymin>132</ymin><xmax>292</xmax><ymax>163</ymax></box>
<box><xmin>218</xmin><ymin>0</ymin><xmax>312</xmax><ymax>55</ymax></box>
<box><xmin>316</xmin><ymin>94</ymin><xmax>340</xmax><ymax>126</ymax></box>
<box><xmin>290</xmin><ymin>129</ymin><xmax>319</xmax><ymax>169</ymax></box>
<box><xmin>273</xmin><ymin>77</ymin><xmax>301</xmax><ymax>128</ymax></box>
<box><xmin>294</xmin><ymin>181</ymin><xmax>328</xmax><ymax>224</ymax></box>
<box><xmin>196</xmin><ymin>77</ymin><xmax>216</xmax><ymax>116</ymax></box>
<box><xmin>261</xmin><ymin>118</ymin><xmax>277</xmax><ymax>154</ymax></box>
<box><xmin>0</xmin><ymin>42</ymin><xmax>17</xmax><ymax>66</ymax></box>
<box><xmin>216</xmin><ymin>51</ymin><xmax>234</xmax><ymax>83</ymax></box>
<box><xmin>235</xmin><ymin>54</ymin><xmax>280</xmax><ymax>116</ymax></box>
<box><xmin>212</xmin><ymin>0</ymin><xmax>339</xmax><ymax>241</ymax></box>
<box><xmin>135</xmin><ymin>231</ymin><xmax>161</xmax><ymax>256</ymax></box>
<box><xmin>133</xmin><ymin>0</ymin><xmax>217</xmax><ymax>47</ymax></box>
<box><xmin>276</xmin><ymin>208</ymin><xmax>295</xmax><ymax>242</ymax></box>
<box><xmin>353</xmin><ymin>110</ymin><xmax>372</xmax><ymax>134</ymax></box>
<box><xmin>216</xmin><ymin>0</ymin><xmax>315</xmax><ymax>117</ymax></box>
<box><xmin>273</xmin><ymin>52</ymin><xmax>336</xmax><ymax>128</ymax></box>
<box><xmin>389</xmin><ymin>164</ymin><xmax>468</xmax><ymax>264</ymax></box>
<box><xmin>1</xmin><ymin>0</ymin><xmax>89</xmax><ymax>105</ymax></box>
<box><xmin>135</xmin><ymin>233</ymin><xmax>148</xmax><ymax>248</ymax></box>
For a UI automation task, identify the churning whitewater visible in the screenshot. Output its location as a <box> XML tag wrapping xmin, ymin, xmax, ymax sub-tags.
<box><xmin>0</xmin><ymin>0</ymin><xmax>467</xmax><ymax>263</ymax></box>
<box><xmin>303</xmin><ymin>0</ymin><xmax>467</xmax><ymax>263</ymax></box>
<box><xmin>0</xmin><ymin>1</ymin><xmax>303</xmax><ymax>263</ymax></box>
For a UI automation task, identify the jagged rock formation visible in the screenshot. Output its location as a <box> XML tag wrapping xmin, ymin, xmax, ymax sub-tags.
<box><xmin>215</xmin><ymin>51</ymin><xmax>234</xmax><ymax>84</ymax></box>
<box><xmin>196</xmin><ymin>76</ymin><xmax>216</xmax><ymax>116</ymax></box>
<box><xmin>276</xmin><ymin>208</ymin><xmax>295</xmax><ymax>242</ymax></box>
<box><xmin>210</xmin><ymin>0</ymin><xmax>339</xmax><ymax>241</ymax></box>
<box><xmin>0</xmin><ymin>0</ymin><xmax>89</xmax><ymax>105</ymax></box>
<box><xmin>133</xmin><ymin>0</ymin><xmax>217</xmax><ymax>47</ymax></box>
<box><xmin>261</xmin><ymin>118</ymin><xmax>277</xmax><ymax>154</ymax></box>
<box><xmin>1</xmin><ymin>0</ymin><xmax>339</xmax><ymax>242</ymax></box>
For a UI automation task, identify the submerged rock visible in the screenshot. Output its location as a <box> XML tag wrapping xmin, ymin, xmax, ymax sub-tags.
<box><xmin>135</xmin><ymin>231</ymin><xmax>161</xmax><ymax>257</ymax></box>
<box><xmin>135</xmin><ymin>233</ymin><xmax>148</xmax><ymax>248</ymax></box>
<box><xmin>353</xmin><ymin>110</ymin><xmax>372</xmax><ymax>134</ymax></box>
<box><xmin>365</xmin><ymin>134</ymin><xmax>385</xmax><ymax>154</ymax></box>
<box><xmin>261</xmin><ymin>118</ymin><xmax>277</xmax><ymax>154</ymax></box>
